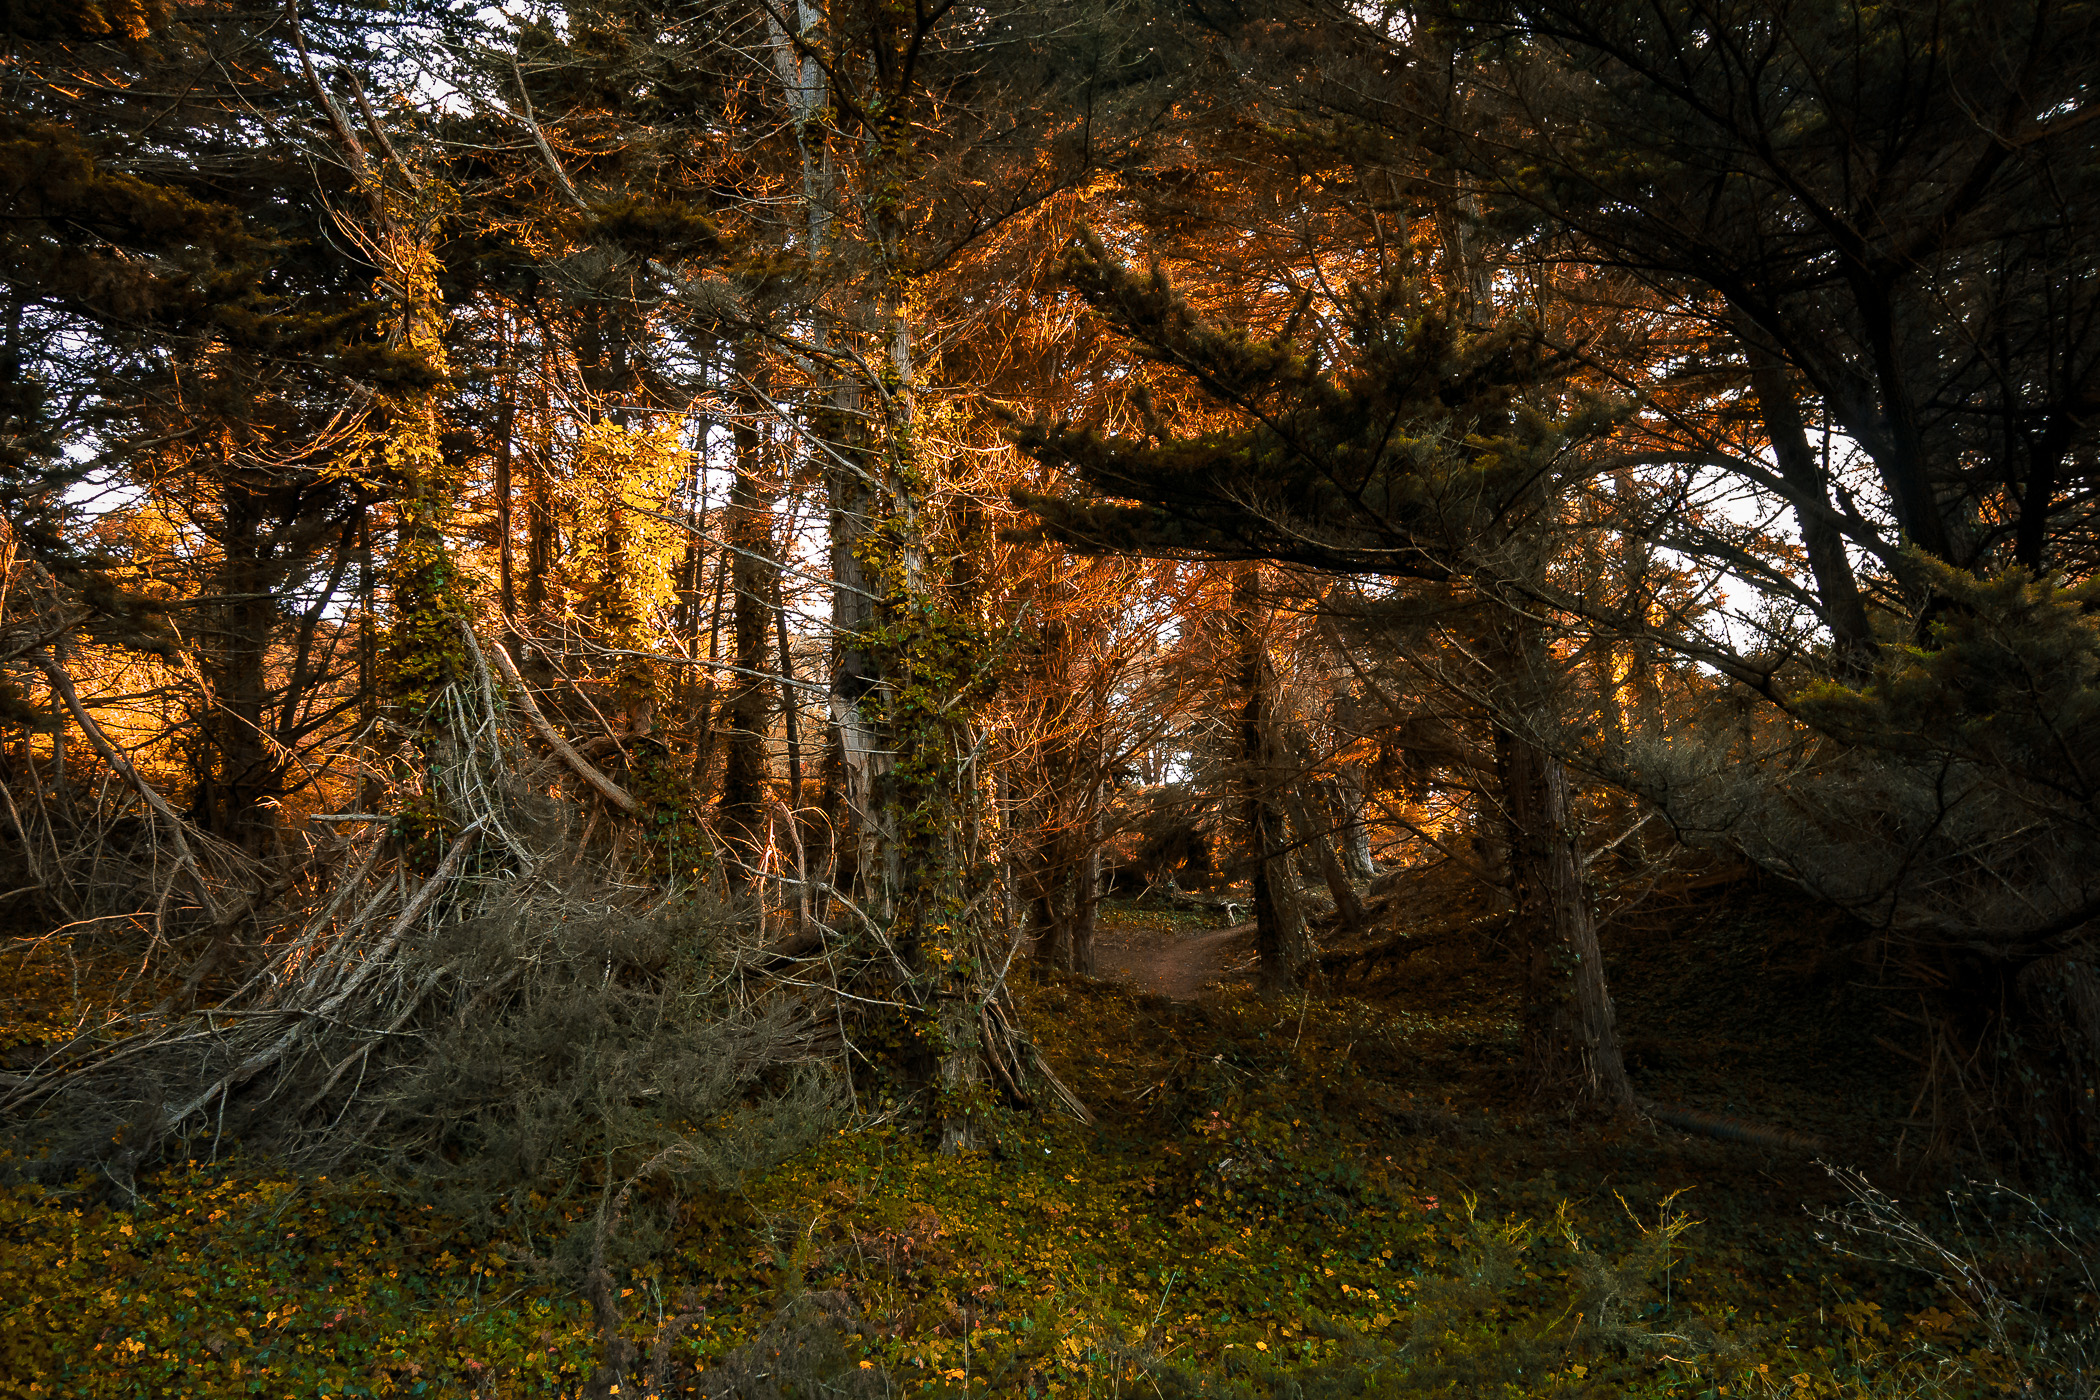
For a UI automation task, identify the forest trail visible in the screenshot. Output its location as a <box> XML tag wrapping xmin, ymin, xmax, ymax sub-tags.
<box><xmin>1092</xmin><ymin>922</ymin><xmax>1254</xmax><ymax>999</ymax></box>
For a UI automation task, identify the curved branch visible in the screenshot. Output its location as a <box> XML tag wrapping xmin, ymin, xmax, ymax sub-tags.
<box><xmin>33</xmin><ymin>651</ymin><xmax>235</xmax><ymax>927</ymax></box>
<box><xmin>485</xmin><ymin>637</ymin><xmax>638</xmax><ymax>814</ymax></box>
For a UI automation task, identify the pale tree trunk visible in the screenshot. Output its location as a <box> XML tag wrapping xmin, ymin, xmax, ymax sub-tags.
<box><xmin>1329</xmin><ymin>770</ymin><xmax>1377</xmax><ymax>880</ymax></box>
<box><xmin>1286</xmin><ymin>783</ymin><xmax>1366</xmax><ymax>934</ymax></box>
<box><xmin>769</xmin><ymin>6</ymin><xmax>990</xmax><ymax>1150</ymax></box>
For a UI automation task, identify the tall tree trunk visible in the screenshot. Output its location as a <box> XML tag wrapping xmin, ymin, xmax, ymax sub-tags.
<box><xmin>824</xmin><ymin>394</ymin><xmax>888</xmax><ymax>910</ymax></box>
<box><xmin>494</xmin><ymin>336</ymin><xmax>517</xmax><ymax>625</ymax></box>
<box><xmin>1070</xmin><ymin>809</ymin><xmax>1100</xmax><ymax>977</ymax></box>
<box><xmin>774</xmin><ymin>0</ymin><xmax>1045</xmax><ymax>1150</ymax></box>
<box><xmin>1741</xmin><ymin>337</ymin><xmax>1876</xmax><ymax>677</ymax></box>
<box><xmin>356</xmin><ymin>505</ymin><xmax>379</xmax><ymax>809</ymax></box>
<box><xmin>1490</xmin><ymin>673</ymin><xmax>1633</xmax><ymax>1108</ymax></box>
<box><xmin>718</xmin><ymin>351</ymin><xmax>779</xmax><ymax>880</ymax></box>
<box><xmin>523</xmin><ymin>376</ymin><xmax>556</xmax><ymax>656</ymax></box>
<box><xmin>1027</xmin><ymin>820</ymin><xmax>1069</xmax><ymax>971</ymax></box>
<box><xmin>1233</xmin><ymin>565</ymin><xmax>1306</xmax><ymax>990</ymax></box>
<box><xmin>773</xmin><ymin>571</ymin><xmax>804</xmax><ymax>813</ymax></box>
<box><xmin>690</xmin><ymin>546</ymin><xmax>731</xmax><ymax>792</ymax></box>
<box><xmin>197</xmin><ymin>474</ymin><xmax>280</xmax><ymax>860</ymax></box>
<box><xmin>1610</xmin><ymin>469</ymin><xmax>1663</xmax><ymax>729</ymax></box>
<box><xmin>1024</xmin><ymin>613</ymin><xmax>1095</xmax><ymax>976</ymax></box>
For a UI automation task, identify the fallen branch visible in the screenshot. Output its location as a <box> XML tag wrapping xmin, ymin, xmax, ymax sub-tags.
<box><xmin>1641</xmin><ymin>1099</ymin><xmax>1826</xmax><ymax>1154</ymax></box>
<box><xmin>33</xmin><ymin>651</ymin><xmax>239</xmax><ymax>928</ymax></box>
<box><xmin>163</xmin><ymin>825</ymin><xmax>480</xmax><ymax>1129</ymax></box>
<box><xmin>1301</xmin><ymin>920</ymin><xmax>1500</xmax><ymax>980</ymax></box>
<box><xmin>486</xmin><ymin>637</ymin><xmax>638</xmax><ymax>813</ymax></box>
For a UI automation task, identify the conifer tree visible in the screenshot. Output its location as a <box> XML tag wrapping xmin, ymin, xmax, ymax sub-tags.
<box><xmin>1421</xmin><ymin>0</ymin><xmax>2100</xmax><ymax>585</ymax></box>
<box><xmin>1017</xmin><ymin>235</ymin><xmax>1636</xmax><ymax>1103</ymax></box>
<box><xmin>2</xmin><ymin>0</ymin><xmax>433</xmax><ymax>869</ymax></box>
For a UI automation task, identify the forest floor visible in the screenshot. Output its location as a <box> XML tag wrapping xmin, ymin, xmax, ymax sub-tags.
<box><xmin>1</xmin><ymin>863</ymin><xmax>2081</xmax><ymax>1400</ymax></box>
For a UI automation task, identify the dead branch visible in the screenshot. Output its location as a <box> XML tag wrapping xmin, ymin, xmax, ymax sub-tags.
<box><xmin>162</xmin><ymin>824</ymin><xmax>480</xmax><ymax>1128</ymax></box>
<box><xmin>486</xmin><ymin>636</ymin><xmax>639</xmax><ymax>813</ymax></box>
<box><xmin>32</xmin><ymin>650</ymin><xmax>243</xmax><ymax>929</ymax></box>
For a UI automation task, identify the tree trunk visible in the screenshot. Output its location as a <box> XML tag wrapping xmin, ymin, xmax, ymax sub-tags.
<box><xmin>1329</xmin><ymin>770</ymin><xmax>1377</xmax><ymax>879</ymax></box>
<box><xmin>523</xmin><ymin>375</ymin><xmax>557</xmax><ymax>661</ymax></box>
<box><xmin>494</xmin><ymin>343</ymin><xmax>517</xmax><ymax>625</ymax></box>
<box><xmin>1493</xmin><ymin>721</ymin><xmax>1633</xmax><ymax>1108</ymax></box>
<box><xmin>773</xmin><ymin>570</ymin><xmax>804</xmax><ymax>812</ymax></box>
<box><xmin>1233</xmin><ymin>566</ymin><xmax>1306</xmax><ymax>991</ymax></box>
<box><xmin>1028</xmin><ymin>880</ymin><xmax>1068</xmax><ymax>970</ymax></box>
<box><xmin>1286</xmin><ymin>783</ymin><xmax>1366</xmax><ymax>935</ymax></box>
<box><xmin>1742</xmin><ymin>338</ymin><xmax>1876</xmax><ymax>677</ymax></box>
<box><xmin>196</xmin><ymin>475</ymin><xmax>281</xmax><ymax>860</ymax></box>
<box><xmin>718</xmin><ymin>350</ymin><xmax>779</xmax><ymax>880</ymax></box>
<box><xmin>1325</xmin><ymin>692</ymin><xmax>1377</xmax><ymax>880</ymax></box>
<box><xmin>1070</xmin><ymin>824</ymin><xmax>1100</xmax><ymax>978</ymax></box>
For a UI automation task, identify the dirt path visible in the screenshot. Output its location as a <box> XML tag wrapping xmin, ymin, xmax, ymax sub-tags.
<box><xmin>1090</xmin><ymin>922</ymin><xmax>1255</xmax><ymax>1000</ymax></box>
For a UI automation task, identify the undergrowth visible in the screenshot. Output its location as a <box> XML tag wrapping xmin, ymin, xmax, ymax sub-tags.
<box><xmin>2</xmin><ymin>884</ymin><xmax>2093</xmax><ymax>1398</ymax></box>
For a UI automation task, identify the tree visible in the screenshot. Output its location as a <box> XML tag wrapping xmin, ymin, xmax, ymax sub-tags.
<box><xmin>1016</xmin><ymin>234</ymin><xmax>1635</xmax><ymax>1104</ymax></box>
<box><xmin>1430</xmin><ymin>0</ymin><xmax>2100</xmax><ymax>587</ymax></box>
<box><xmin>2</xmin><ymin>0</ymin><xmax>430</xmax><ymax>885</ymax></box>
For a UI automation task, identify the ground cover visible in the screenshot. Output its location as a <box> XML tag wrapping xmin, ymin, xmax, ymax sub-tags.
<box><xmin>0</xmin><ymin>872</ymin><xmax>2083</xmax><ymax>1399</ymax></box>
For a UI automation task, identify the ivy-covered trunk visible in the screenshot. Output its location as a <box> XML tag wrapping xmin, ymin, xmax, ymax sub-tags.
<box><xmin>289</xmin><ymin>15</ymin><xmax>468</xmax><ymax>851</ymax></box>
<box><xmin>374</xmin><ymin>225</ymin><xmax>467</xmax><ymax>851</ymax></box>
<box><xmin>769</xmin><ymin>0</ymin><xmax>1087</xmax><ymax>1147</ymax></box>
<box><xmin>852</xmin><ymin>290</ymin><xmax>1004</xmax><ymax>1150</ymax></box>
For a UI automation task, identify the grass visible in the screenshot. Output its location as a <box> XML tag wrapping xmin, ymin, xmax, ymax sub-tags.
<box><xmin>0</xmin><ymin>868</ymin><xmax>2079</xmax><ymax>1398</ymax></box>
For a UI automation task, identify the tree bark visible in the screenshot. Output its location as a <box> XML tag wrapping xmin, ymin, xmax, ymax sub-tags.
<box><xmin>1742</xmin><ymin>342</ymin><xmax>1876</xmax><ymax>676</ymax></box>
<box><xmin>196</xmin><ymin>474</ymin><xmax>281</xmax><ymax>860</ymax></box>
<box><xmin>718</xmin><ymin>350</ymin><xmax>779</xmax><ymax>880</ymax></box>
<box><xmin>1286</xmin><ymin>782</ymin><xmax>1366</xmax><ymax>934</ymax></box>
<box><xmin>1329</xmin><ymin>769</ymin><xmax>1377</xmax><ymax>880</ymax></box>
<box><xmin>1493</xmin><ymin>719</ymin><xmax>1633</xmax><ymax>1108</ymax></box>
<box><xmin>1070</xmin><ymin>821</ymin><xmax>1100</xmax><ymax>977</ymax></box>
<box><xmin>1233</xmin><ymin>566</ymin><xmax>1307</xmax><ymax>990</ymax></box>
<box><xmin>494</xmin><ymin>339</ymin><xmax>517</xmax><ymax>624</ymax></box>
<box><xmin>523</xmin><ymin>374</ymin><xmax>556</xmax><ymax>657</ymax></box>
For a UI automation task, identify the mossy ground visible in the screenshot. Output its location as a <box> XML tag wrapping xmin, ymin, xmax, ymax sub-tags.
<box><xmin>0</xmin><ymin>869</ymin><xmax>2060</xmax><ymax>1398</ymax></box>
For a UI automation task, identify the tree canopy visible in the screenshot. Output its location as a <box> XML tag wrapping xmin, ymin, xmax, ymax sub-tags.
<box><xmin>4</xmin><ymin>2</ymin><xmax>2099</xmax><ymax>1392</ymax></box>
